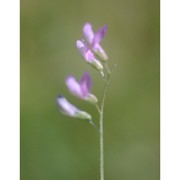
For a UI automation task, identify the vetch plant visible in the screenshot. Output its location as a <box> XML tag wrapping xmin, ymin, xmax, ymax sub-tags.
<box><xmin>57</xmin><ymin>22</ymin><xmax>116</xmax><ymax>180</ymax></box>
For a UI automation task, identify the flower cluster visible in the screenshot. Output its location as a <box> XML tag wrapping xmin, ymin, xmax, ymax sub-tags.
<box><xmin>57</xmin><ymin>22</ymin><xmax>108</xmax><ymax>127</ymax></box>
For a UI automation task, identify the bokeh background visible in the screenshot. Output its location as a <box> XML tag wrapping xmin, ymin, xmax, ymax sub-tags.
<box><xmin>20</xmin><ymin>0</ymin><xmax>160</xmax><ymax>179</ymax></box>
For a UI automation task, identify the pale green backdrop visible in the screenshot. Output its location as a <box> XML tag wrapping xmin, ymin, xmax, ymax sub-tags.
<box><xmin>21</xmin><ymin>0</ymin><xmax>160</xmax><ymax>179</ymax></box>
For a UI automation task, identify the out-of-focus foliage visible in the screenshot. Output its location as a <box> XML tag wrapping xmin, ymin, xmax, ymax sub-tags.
<box><xmin>21</xmin><ymin>0</ymin><xmax>159</xmax><ymax>179</ymax></box>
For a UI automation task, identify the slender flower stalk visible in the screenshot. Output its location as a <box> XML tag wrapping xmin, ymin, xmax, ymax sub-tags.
<box><xmin>100</xmin><ymin>76</ymin><xmax>108</xmax><ymax>180</ymax></box>
<box><xmin>99</xmin><ymin>69</ymin><xmax>114</xmax><ymax>180</ymax></box>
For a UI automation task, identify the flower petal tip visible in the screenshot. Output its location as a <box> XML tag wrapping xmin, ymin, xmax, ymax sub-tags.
<box><xmin>65</xmin><ymin>76</ymin><xmax>82</xmax><ymax>98</ymax></box>
<box><xmin>80</xmin><ymin>72</ymin><xmax>92</xmax><ymax>96</ymax></box>
<box><xmin>83</xmin><ymin>23</ymin><xmax>94</xmax><ymax>44</ymax></box>
<box><xmin>76</xmin><ymin>40</ymin><xmax>83</xmax><ymax>48</ymax></box>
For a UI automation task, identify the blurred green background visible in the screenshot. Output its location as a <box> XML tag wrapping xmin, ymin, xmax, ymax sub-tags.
<box><xmin>20</xmin><ymin>0</ymin><xmax>160</xmax><ymax>179</ymax></box>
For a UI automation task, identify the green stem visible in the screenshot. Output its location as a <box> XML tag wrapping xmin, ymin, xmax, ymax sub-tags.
<box><xmin>100</xmin><ymin>73</ymin><xmax>111</xmax><ymax>180</ymax></box>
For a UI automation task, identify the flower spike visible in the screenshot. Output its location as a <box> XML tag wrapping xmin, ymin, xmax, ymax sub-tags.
<box><xmin>66</xmin><ymin>72</ymin><xmax>98</xmax><ymax>103</ymax></box>
<box><xmin>57</xmin><ymin>22</ymin><xmax>113</xmax><ymax>179</ymax></box>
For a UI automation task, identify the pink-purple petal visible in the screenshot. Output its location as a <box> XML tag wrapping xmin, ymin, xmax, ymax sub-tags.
<box><xmin>57</xmin><ymin>96</ymin><xmax>92</xmax><ymax>119</ymax></box>
<box><xmin>76</xmin><ymin>40</ymin><xmax>96</xmax><ymax>62</ymax></box>
<box><xmin>76</xmin><ymin>40</ymin><xmax>87</xmax><ymax>58</ymax></box>
<box><xmin>92</xmin><ymin>25</ymin><xmax>107</xmax><ymax>46</ymax></box>
<box><xmin>93</xmin><ymin>43</ymin><xmax>105</xmax><ymax>54</ymax></box>
<box><xmin>66</xmin><ymin>76</ymin><xmax>82</xmax><ymax>98</ymax></box>
<box><xmin>83</xmin><ymin>22</ymin><xmax>94</xmax><ymax>44</ymax></box>
<box><xmin>80</xmin><ymin>72</ymin><xmax>92</xmax><ymax>97</ymax></box>
<box><xmin>85</xmin><ymin>50</ymin><xmax>95</xmax><ymax>62</ymax></box>
<box><xmin>57</xmin><ymin>96</ymin><xmax>79</xmax><ymax>116</ymax></box>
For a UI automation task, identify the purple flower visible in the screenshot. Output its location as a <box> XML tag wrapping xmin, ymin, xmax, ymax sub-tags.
<box><xmin>66</xmin><ymin>72</ymin><xmax>98</xmax><ymax>103</ymax></box>
<box><xmin>76</xmin><ymin>40</ymin><xmax>104</xmax><ymax>76</ymax></box>
<box><xmin>76</xmin><ymin>40</ymin><xmax>95</xmax><ymax>63</ymax></box>
<box><xmin>83</xmin><ymin>22</ymin><xmax>108</xmax><ymax>61</ymax></box>
<box><xmin>56</xmin><ymin>96</ymin><xmax>92</xmax><ymax>120</ymax></box>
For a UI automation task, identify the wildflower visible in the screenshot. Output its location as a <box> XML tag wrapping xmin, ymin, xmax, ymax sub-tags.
<box><xmin>56</xmin><ymin>96</ymin><xmax>92</xmax><ymax>120</ymax></box>
<box><xmin>83</xmin><ymin>22</ymin><xmax>108</xmax><ymax>61</ymax></box>
<box><xmin>76</xmin><ymin>40</ymin><xmax>104</xmax><ymax>77</ymax></box>
<box><xmin>66</xmin><ymin>72</ymin><xmax>98</xmax><ymax>104</ymax></box>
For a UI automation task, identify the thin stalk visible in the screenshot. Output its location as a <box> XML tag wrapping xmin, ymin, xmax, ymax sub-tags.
<box><xmin>95</xmin><ymin>103</ymin><xmax>101</xmax><ymax>114</ymax></box>
<box><xmin>89</xmin><ymin>119</ymin><xmax>99</xmax><ymax>132</ymax></box>
<box><xmin>99</xmin><ymin>73</ymin><xmax>111</xmax><ymax>180</ymax></box>
<box><xmin>104</xmin><ymin>63</ymin><xmax>111</xmax><ymax>74</ymax></box>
